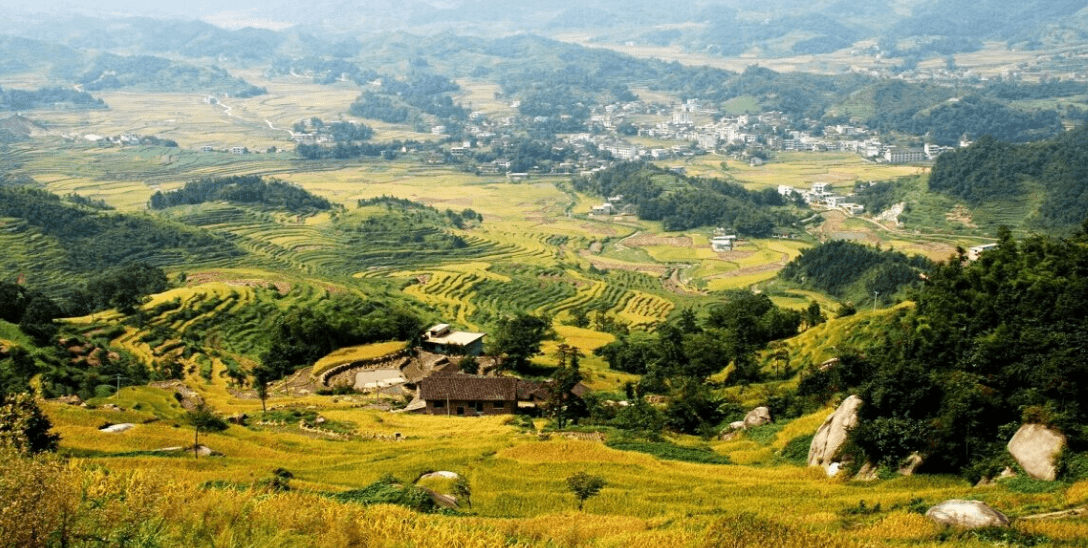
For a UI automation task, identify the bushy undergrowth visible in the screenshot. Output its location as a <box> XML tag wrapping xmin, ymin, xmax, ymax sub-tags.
<box><xmin>331</xmin><ymin>473</ymin><xmax>437</xmax><ymax>513</ymax></box>
<box><xmin>778</xmin><ymin>433</ymin><xmax>815</xmax><ymax>465</ymax></box>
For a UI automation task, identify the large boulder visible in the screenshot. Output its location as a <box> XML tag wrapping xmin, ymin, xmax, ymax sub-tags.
<box><xmin>743</xmin><ymin>406</ymin><xmax>772</xmax><ymax>428</ymax></box>
<box><xmin>807</xmin><ymin>395</ymin><xmax>863</xmax><ymax>474</ymax></box>
<box><xmin>898</xmin><ymin>452</ymin><xmax>925</xmax><ymax>476</ymax></box>
<box><xmin>925</xmin><ymin>500</ymin><xmax>1009</xmax><ymax>529</ymax></box>
<box><xmin>1008</xmin><ymin>424</ymin><xmax>1066</xmax><ymax>481</ymax></box>
<box><xmin>99</xmin><ymin>423</ymin><xmax>135</xmax><ymax>433</ymax></box>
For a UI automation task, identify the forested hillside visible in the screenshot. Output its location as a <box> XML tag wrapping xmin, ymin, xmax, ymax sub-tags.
<box><xmin>0</xmin><ymin>186</ymin><xmax>243</xmax><ymax>298</ymax></box>
<box><xmin>78</xmin><ymin>53</ymin><xmax>265</xmax><ymax>96</ymax></box>
<box><xmin>573</xmin><ymin>163</ymin><xmax>798</xmax><ymax>235</ymax></box>
<box><xmin>148</xmin><ymin>176</ymin><xmax>333</xmax><ymax>214</ymax></box>
<box><xmin>928</xmin><ymin>125</ymin><xmax>1088</xmax><ymax>231</ymax></box>
<box><xmin>778</xmin><ymin>240</ymin><xmax>934</xmax><ymax>307</ymax></box>
<box><xmin>791</xmin><ymin>227</ymin><xmax>1088</xmax><ymax>479</ymax></box>
<box><xmin>0</xmin><ymin>85</ymin><xmax>105</xmax><ymax>111</ymax></box>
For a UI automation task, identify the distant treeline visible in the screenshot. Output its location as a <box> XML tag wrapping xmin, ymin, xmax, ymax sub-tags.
<box><xmin>872</xmin><ymin>94</ymin><xmax>1064</xmax><ymax>146</ymax></box>
<box><xmin>148</xmin><ymin>176</ymin><xmax>332</xmax><ymax>214</ymax></box>
<box><xmin>358</xmin><ymin>195</ymin><xmax>482</xmax><ymax>228</ymax></box>
<box><xmin>778</xmin><ymin>240</ymin><xmax>934</xmax><ymax>306</ymax></box>
<box><xmin>78</xmin><ymin>53</ymin><xmax>265</xmax><ymax>96</ymax></box>
<box><xmin>573</xmin><ymin>162</ymin><xmax>797</xmax><ymax>236</ymax></box>
<box><xmin>296</xmin><ymin>142</ymin><xmax>410</xmax><ymax>161</ymax></box>
<box><xmin>928</xmin><ymin>125</ymin><xmax>1088</xmax><ymax>230</ymax></box>
<box><xmin>348</xmin><ymin>73</ymin><xmax>466</xmax><ymax>124</ymax></box>
<box><xmin>0</xmin><ymin>85</ymin><xmax>105</xmax><ymax>110</ymax></box>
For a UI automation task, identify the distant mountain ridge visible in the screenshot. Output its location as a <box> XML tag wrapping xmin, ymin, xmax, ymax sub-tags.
<box><xmin>3</xmin><ymin>0</ymin><xmax>1087</xmax><ymax>56</ymax></box>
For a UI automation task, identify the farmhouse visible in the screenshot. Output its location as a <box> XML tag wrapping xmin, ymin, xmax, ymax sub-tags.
<box><xmin>418</xmin><ymin>372</ymin><xmax>590</xmax><ymax>416</ymax></box>
<box><xmin>969</xmin><ymin>243</ymin><xmax>999</xmax><ymax>260</ymax></box>
<box><xmin>591</xmin><ymin>203</ymin><xmax>616</xmax><ymax>215</ymax></box>
<box><xmin>419</xmin><ymin>373</ymin><xmax>518</xmax><ymax>416</ymax></box>
<box><xmin>421</xmin><ymin>324</ymin><xmax>485</xmax><ymax>356</ymax></box>
<box><xmin>711</xmin><ymin>235</ymin><xmax>737</xmax><ymax>252</ymax></box>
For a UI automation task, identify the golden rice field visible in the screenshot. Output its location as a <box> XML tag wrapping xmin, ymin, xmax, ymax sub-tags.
<box><xmin>20</xmin><ymin>364</ymin><xmax>1087</xmax><ymax>548</ymax></box>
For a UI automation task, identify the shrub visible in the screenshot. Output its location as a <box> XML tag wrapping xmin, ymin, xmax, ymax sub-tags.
<box><xmin>332</xmin><ymin>474</ymin><xmax>437</xmax><ymax>513</ymax></box>
<box><xmin>779</xmin><ymin>433</ymin><xmax>815</xmax><ymax>465</ymax></box>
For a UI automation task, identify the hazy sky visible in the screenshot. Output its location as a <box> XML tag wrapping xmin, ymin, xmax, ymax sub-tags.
<box><xmin>0</xmin><ymin>0</ymin><xmax>272</xmax><ymax>18</ymax></box>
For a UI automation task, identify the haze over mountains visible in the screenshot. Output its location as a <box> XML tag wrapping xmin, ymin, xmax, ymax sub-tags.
<box><xmin>4</xmin><ymin>0</ymin><xmax>1088</xmax><ymax>55</ymax></box>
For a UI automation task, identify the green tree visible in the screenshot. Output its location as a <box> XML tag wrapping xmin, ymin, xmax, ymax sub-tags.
<box><xmin>185</xmin><ymin>403</ymin><xmax>228</xmax><ymax>458</ymax></box>
<box><xmin>544</xmin><ymin>345</ymin><xmax>585</xmax><ymax>429</ymax></box>
<box><xmin>453</xmin><ymin>476</ymin><xmax>472</xmax><ymax>508</ymax></box>
<box><xmin>566</xmin><ymin>470</ymin><xmax>605</xmax><ymax>511</ymax></box>
<box><xmin>251</xmin><ymin>363</ymin><xmax>277</xmax><ymax>413</ymax></box>
<box><xmin>491</xmin><ymin>312</ymin><xmax>551</xmax><ymax>371</ymax></box>
<box><xmin>0</xmin><ymin>392</ymin><xmax>59</xmax><ymax>454</ymax></box>
<box><xmin>18</xmin><ymin>295</ymin><xmax>63</xmax><ymax>345</ymax></box>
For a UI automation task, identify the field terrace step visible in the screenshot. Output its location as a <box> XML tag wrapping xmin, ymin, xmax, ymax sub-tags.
<box><xmin>318</xmin><ymin>350</ymin><xmax>411</xmax><ymax>387</ymax></box>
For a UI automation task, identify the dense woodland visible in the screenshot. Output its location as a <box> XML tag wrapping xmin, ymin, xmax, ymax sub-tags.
<box><xmin>0</xmin><ymin>85</ymin><xmax>105</xmax><ymax>111</ymax></box>
<box><xmin>574</xmin><ymin>162</ymin><xmax>797</xmax><ymax>235</ymax></box>
<box><xmin>928</xmin><ymin>125</ymin><xmax>1088</xmax><ymax>231</ymax></box>
<box><xmin>148</xmin><ymin>176</ymin><xmax>333</xmax><ymax>214</ymax></box>
<box><xmin>787</xmin><ymin>226</ymin><xmax>1088</xmax><ymax>480</ymax></box>
<box><xmin>779</xmin><ymin>240</ymin><xmax>934</xmax><ymax>307</ymax></box>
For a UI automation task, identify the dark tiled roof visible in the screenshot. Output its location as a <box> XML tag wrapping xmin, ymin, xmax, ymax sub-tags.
<box><xmin>516</xmin><ymin>380</ymin><xmax>591</xmax><ymax>401</ymax></box>
<box><xmin>516</xmin><ymin>380</ymin><xmax>547</xmax><ymax>400</ymax></box>
<box><xmin>420</xmin><ymin>375</ymin><xmax>518</xmax><ymax>401</ymax></box>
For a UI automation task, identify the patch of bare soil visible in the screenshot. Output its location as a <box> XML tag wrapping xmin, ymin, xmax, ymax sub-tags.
<box><xmin>713</xmin><ymin>250</ymin><xmax>757</xmax><ymax>261</ymax></box>
<box><xmin>581</xmin><ymin>223</ymin><xmax>618</xmax><ymax>235</ymax></box>
<box><xmin>945</xmin><ymin>204</ymin><xmax>978</xmax><ymax>228</ymax></box>
<box><xmin>623</xmin><ymin>233</ymin><xmax>694</xmax><ymax>248</ymax></box>
<box><xmin>662</xmin><ymin>268</ymin><xmax>703</xmax><ymax>296</ymax></box>
<box><xmin>580</xmin><ymin>253</ymin><xmax>668</xmax><ymax>276</ymax></box>
<box><xmin>185</xmin><ymin>272</ymin><xmax>291</xmax><ymax>294</ymax></box>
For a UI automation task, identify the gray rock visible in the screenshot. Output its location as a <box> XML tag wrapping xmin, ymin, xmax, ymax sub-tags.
<box><xmin>173</xmin><ymin>385</ymin><xmax>204</xmax><ymax>411</ymax></box>
<box><xmin>99</xmin><ymin>423</ymin><xmax>135</xmax><ymax>433</ymax></box>
<box><xmin>854</xmin><ymin>461</ymin><xmax>879</xmax><ymax>481</ymax></box>
<box><xmin>808</xmin><ymin>395</ymin><xmax>862</xmax><ymax>472</ymax></box>
<box><xmin>926</xmin><ymin>500</ymin><xmax>1009</xmax><ymax>529</ymax></box>
<box><xmin>720</xmin><ymin>420</ymin><xmax>748</xmax><ymax>441</ymax></box>
<box><xmin>743</xmin><ymin>406</ymin><xmax>772</xmax><ymax>428</ymax></box>
<box><xmin>227</xmin><ymin>413</ymin><xmax>247</xmax><ymax>426</ymax></box>
<box><xmin>898</xmin><ymin>453</ymin><xmax>925</xmax><ymax>476</ymax></box>
<box><xmin>1008</xmin><ymin>424</ymin><xmax>1066</xmax><ymax>481</ymax></box>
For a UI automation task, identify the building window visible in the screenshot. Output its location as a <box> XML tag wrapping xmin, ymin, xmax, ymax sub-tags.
<box><xmin>433</xmin><ymin>400</ymin><xmax>445</xmax><ymax>408</ymax></box>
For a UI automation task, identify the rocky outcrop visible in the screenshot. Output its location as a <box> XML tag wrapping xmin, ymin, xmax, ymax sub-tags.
<box><xmin>926</xmin><ymin>500</ymin><xmax>1009</xmax><ymax>529</ymax></box>
<box><xmin>1008</xmin><ymin>424</ymin><xmax>1066</xmax><ymax>481</ymax></box>
<box><xmin>898</xmin><ymin>453</ymin><xmax>925</xmax><ymax>476</ymax></box>
<box><xmin>99</xmin><ymin>423</ymin><xmax>134</xmax><ymax>433</ymax></box>
<box><xmin>744</xmin><ymin>406</ymin><xmax>772</xmax><ymax>428</ymax></box>
<box><xmin>227</xmin><ymin>413</ymin><xmax>248</xmax><ymax>426</ymax></box>
<box><xmin>808</xmin><ymin>395</ymin><xmax>862</xmax><ymax>475</ymax></box>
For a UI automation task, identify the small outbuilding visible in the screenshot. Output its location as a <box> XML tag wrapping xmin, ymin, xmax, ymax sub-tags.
<box><xmin>421</xmin><ymin>324</ymin><xmax>485</xmax><ymax>356</ymax></box>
